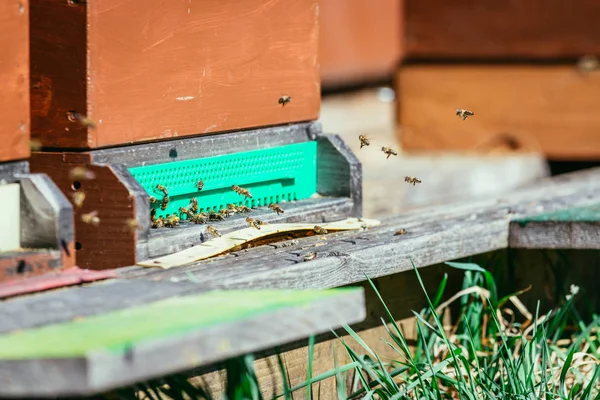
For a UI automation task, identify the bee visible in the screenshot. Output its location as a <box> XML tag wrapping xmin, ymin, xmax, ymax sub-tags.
<box><xmin>313</xmin><ymin>225</ymin><xmax>328</xmax><ymax>235</ymax></box>
<box><xmin>125</xmin><ymin>218</ymin><xmax>140</xmax><ymax>233</ymax></box>
<box><xmin>71</xmin><ymin>191</ymin><xmax>86</xmax><ymax>208</ymax></box>
<box><xmin>278</xmin><ymin>95</ymin><xmax>292</xmax><ymax>107</ymax></box>
<box><xmin>268</xmin><ymin>203</ymin><xmax>284</xmax><ymax>215</ymax></box>
<box><xmin>246</xmin><ymin>217</ymin><xmax>260</xmax><ymax>230</ymax></box>
<box><xmin>160</xmin><ymin>195</ymin><xmax>169</xmax><ymax>210</ymax></box>
<box><xmin>358</xmin><ymin>135</ymin><xmax>370</xmax><ymax>149</ymax></box>
<box><xmin>150</xmin><ymin>208</ymin><xmax>157</xmax><ymax>221</ymax></box>
<box><xmin>381</xmin><ymin>146</ymin><xmax>398</xmax><ymax>159</ymax></box>
<box><xmin>156</xmin><ymin>184</ymin><xmax>168</xmax><ymax>196</ymax></box>
<box><xmin>152</xmin><ymin>217</ymin><xmax>165</xmax><ymax>229</ymax></box>
<box><xmin>404</xmin><ymin>176</ymin><xmax>422</xmax><ymax>186</ymax></box>
<box><xmin>179</xmin><ymin>207</ymin><xmax>195</xmax><ymax>219</ymax></box>
<box><xmin>208</xmin><ymin>210</ymin><xmax>225</xmax><ymax>221</ymax></box>
<box><xmin>236</xmin><ymin>205</ymin><xmax>252</xmax><ymax>213</ymax></box>
<box><xmin>149</xmin><ymin>196</ymin><xmax>158</xmax><ymax>204</ymax></box>
<box><xmin>232</xmin><ymin>185</ymin><xmax>252</xmax><ymax>199</ymax></box>
<box><xmin>207</xmin><ymin>225</ymin><xmax>221</xmax><ymax>237</ymax></box>
<box><xmin>394</xmin><ymin>228</ymin><xmax>407</xmax><ymax>236</ymax></box>
<box><xmin>196</xmin><ymin>180</ymin><xmax>204</xmax><ymax>191</ymax></box>
<box><xmin>190</xmin><ymin>213</ymin><xmax>208</xmax><ymax>224</ymax></box>
<box><xmin>577</xmin><ymin>55</ymin><xmax>599</xmax><ymax>74</ymax></box>
<box><xmin>189</xmin><ymin>198</ymin><xmax>199</xmax><ymax>213</ymax></box>
<box><xmin>219</xmin><ymin>208</ymin><xmax>233</xmax><ymax>217</ymax></box>
<box><xmin>29</xmin><ymin>139</ymin><xmax>43</xmax><ymax>151</ymax></box>
<box><xmin>227</xmin><ymin>203</ymin><xmax>238</xmax><ymax>213</ymax></box>
<box><xmin>81</xmin><ymin>210</ymin><xmax>100</xmax><ymax>226</ymax></box>
<box><xmin>303</xmin><ymin>252</ymin><xmax>317</xmax><ymax>262</ymax></box>
<box><xmin>67</xmin><ymin>110</ymin><xmax>97</xmax><ymax>129</ymax></box>
<box><xmin>164</xmin><ymin>214</ymin><xmax>180</xmax><ymax>228</ymax></box>
<box><xmin>69</xmin><ymin>166</ymin><xmax>96</xmax><ymax>181</ymax></box>
<box><xmin>455</xmin><ymin>108</ymin><xmax>474</xmax><ymax>121</ymax></box>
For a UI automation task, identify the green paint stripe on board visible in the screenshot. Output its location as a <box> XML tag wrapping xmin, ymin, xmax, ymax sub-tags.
<box><xmin>0</xmin><ymin>288</ymin><xmax>357</xmax><ymax>360</ymax></box>
<box><xmin>516</xmin><ymin>203</ymin><xmax>600</xmax><ymax>225</ymax></box>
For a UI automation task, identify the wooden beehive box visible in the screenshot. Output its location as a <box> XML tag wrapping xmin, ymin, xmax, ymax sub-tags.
<box><xmin>30</xmin><ymin>0</ymin><xmax>320</xmax><ymax>149</ymax></box>
<box><xmin>0</xmin><ymin>0</ymin><xmax>29</xmax><ymax>163</ymax></box>
<box><xmin>397</xmin><ymin>0</ymin><xmax>600</xmax><ymax>160</ymax></box>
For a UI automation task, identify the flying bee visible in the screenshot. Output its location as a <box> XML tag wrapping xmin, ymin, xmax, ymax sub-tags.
<box><xmin>246</xmin><ymin>217</ymin><xmax>260</xmax><ymax>230</ymax></box>
<box><xmin>313</xmin><ymin>225</ymin><xmax>328</xmax><ymax>235</ymax></box>
<box><xmin>232</xmin><ymin>185</ymin><xmax>252</xmax><ymax>199</ymax></box>
<box><xmin>219</xmin><ymin>208</ymin><xmax>233</xmax><ymax>217</ymax></box>
<box><xmin>394</xmin><ymin>228</ymin><xmax>407</xmax><ymax>236</ymax></box>
<box><xmin>149</xmin><ymin>196</ymin><xmax>158</xmax><ymax>204</ymax></box>
<box><xmin>303</xmin><ymin>252</ymin><xmax>317</xmax><ymax>262</ymax></box>
<box><xmin>71</xmin><ymin>191</ymin><xmax>86</xmax><ymax>208</ymax></box>
<box><xmin>196</xmin><ymin>180</ymin><xmax>204</xmax><ymax>191</ymax></box>
<box><xmin>152</xmin><ymin>217</ymin><xmax>165</xmax><ymax>229</ymax></box>
<box><xmin>578</xmin><ymin>55</ymin><xmax>599</xmax><ymax>74</ymax></box>
<box><xmin>358</xmin><ymin>135</ymin><xmax>370</xmax><ymax>149</ymax></box>
<box><xmin>125</xmin><ymin>218</ymin><xmax>140</xmax><ymax>233</ymax></box>
<box><xmin>381</xmin><ymin>146</ymin><xmax>398</xmax><ymax>159</ymax></box>
<box><xmin>236</xmin><ymin>205</ymin><xmax>252</xmax><ymax>213</ymax></box>
<box><xmin>179</xmin><ymin>207</ymin><xmax>195</xmax><ymax>219</ymax></box>
<box><xmin>156</xmin><ymin>184</ymin><xmax>168</xmax><ymax>196</ymax></box>
<box><xmin>69</xmin><ymin>166</ymin><xmax>96</xmax><ymax>181</ymax></box>
<box><xmin>207</xmin><ymin>225</ymin><xmax>221</xmax><ymax>237</ymax></box>
<box><xmin>404</xmin><ymin>176</ymin><xmax>422</xmax><ymax>186</ymax></box>
<box><xmin>81</xmin><ymin>210</ymin><xmax>100</xmax><ymax>226</ymax></box>
<box><xmin>66</xmin><ymin>110</ymin><xmax>97</xmax><ymax>129</ymax></box>
<box><xmin>455</xmin><ymin>108</ymin><xmax>474</xmax><ymax>120</ymax></box>
<box><xmin>29</xmin><ymin>139</ymin><xmax>43</xmax><ymax>151</ymax></box>
<box><xmin>278</xmin><ymin>95</ymin><xmax>292</xmax><ymax>107</ymax></box>
<box><xmin>164</xmin><ymin>214</ymin><xmax>180</xmax><ymax>228</ymax></box>
<box><xmin>160</xmin><ymin>195</ymin><xmax>169</xmax><ymax>210</ymax></box>
<box><xmin>268</xmin><ymin>203</ymin><xmax>284</xmax><ymax>215</ymax></box>
<box><xmin>189</xmin><ymin>198</ymin><xmax>199</xmax><ymax>213</ymax></box>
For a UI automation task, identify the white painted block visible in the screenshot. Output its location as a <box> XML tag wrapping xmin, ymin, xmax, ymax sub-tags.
<box><xmin>0</xmin><ymin>183</ymin><xmax>20</xmax><ymax>252</ymax></box>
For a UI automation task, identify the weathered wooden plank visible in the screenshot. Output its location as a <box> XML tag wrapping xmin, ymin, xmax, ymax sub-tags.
<box><xmin>320</xmin><ymin>0</ymin><xmax>403</xmax><ymax>88</ymax></box>
<box><xmin>510</xmin><ymin>203</ymin><xmax>600</xmax><ymax>249</ymax></box>
<box><xmin>404</xmin><ymin>0</ymin><xmax>600</xmax><ymax>59</ymax></box>
<box><xmin>398</xmin><ymin>65</ymin><xmax>600</xmax><ymax>160</ymax></box>
<box><xmin>0</xmin><ymin>0</ymin><xmax>29</xmax><ymax>163</ymax></box>
<box><xmin>0</xmin><ymin>288</ymin><xmax>365</xmax><ymax>397</ymax></box>
<box><xmin>30</xmin><ymin>0</ymin><xmax>320</xmax><ymax>149</ymax></box>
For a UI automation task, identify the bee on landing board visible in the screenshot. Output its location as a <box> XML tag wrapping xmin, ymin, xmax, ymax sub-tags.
<box><xmin>81</xmin><ymin>211</ymin><xmax>100</xmax><ymax>226</ymax></box>
<box><xmin>191</xmin><ymin>213</ymin><xmax>208</xmax><ymax>224</ymax></box>
<box><xmin>207</xmin><ymin>225</ymin><xmax>221</xmax><ymax>237</ymax></box>
<box><xmin>381</xmin><ymin>146</ymin><xmax>398</xmax><ymax>159</ymax></box>
<box><xmin>232</xmin><ymin>185</ymin><xmax>252</xmax><ymax>199</ymax></box>
<box><xmin>236</xmin><ymin>205</ymin><xmax>252</xmax><ymax>213</ymax></box>
<box><xmin>152</xmin><ymin>217</ymin><xmax>165</xmax><ymax>229</ymax></box>
<box><xmin>455</xmin><ymin>109</ymin><xmax>474</xmax><ymax>120</ymax></box>
<box><xmin>394</xmin><ymin>228</ymin><xmax>407</xmax><ymax>236</ymax></box>
<box><xmin>246</xmin><ymin>217</ymin><xmax>260</xmax><ymax>230</ymax></box>
<box><xmin>164</xmin><ymin>214</ymin><xmax>180</xmax><ymax>228</ymax></box>
<box><xmin>358</xmin><ymin>135</ymin><xmax>370</xmax><ymax>149</ymax></box>
<box><xmin>404</xmin><ymin>176</ymin><xmax>422</xmax><ymax>186</ymax></box>
<box><xmin>179</xmin><ymin>207</ymin><xmax>195</xmax><ymax>219</ymax></box>
<box><xmin>219</xmin><ymin>208</ymin><xmax>233</xmax><ymax>217</ymax></box>
<box><xmin>268</xmin><ymin>203</ymin><xmax>284</xmax><ymax>215</ymax></box>
<box><xmin>278</xmin><ymin>95</ymin><xmax>292</xmax><ymax>107</ymax></box>
<box><xmin>313</xmin><ymin>225</ymin><xmax>328</xmax><ymax>235</ymax></box>
<box><xmin>303</xmin><ymin>252</ymin><xmax>317</xmax><ymax>262</ymax></box>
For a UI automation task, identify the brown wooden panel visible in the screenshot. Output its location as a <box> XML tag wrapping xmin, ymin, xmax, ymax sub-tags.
<box><xmin>30</xmin><ymin>0</ymin><xmax>320</xmax><ymax>149</ymax></box>
<box><xmin>404</xmin><ymin>0</ymin><xmax>600</xmax><ymax>59</ymax></box>
<box><xmin>397</xmin><ymin>65</ymin><xmax>600</xmax><ymax>160</ymax></box>
<box><xmin>0</xmin><ymin>0</ymin><xmax>29</xmax><ymax>162</ymax></box>
<box><xmin>29</xmin><ymin>152</ymin><xmax>136</xmax><ymax>269</ymax></box>
<box><xmin>320</xmin><ymin>0</ymin><xmax>403</xmax><ymax>88</ymax></box>
<box><xmin>0</xmin><ymin>251</ymin><xmax>62</xmax><ymax>283</ymax></box>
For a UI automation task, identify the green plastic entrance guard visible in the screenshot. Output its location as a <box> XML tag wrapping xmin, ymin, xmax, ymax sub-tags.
<box><xmin>128</xmin><ymin>142</ymin><xmax>318</xmax><ymax>217</ymax></box>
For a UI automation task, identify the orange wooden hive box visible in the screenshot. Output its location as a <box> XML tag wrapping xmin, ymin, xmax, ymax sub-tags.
<box><xmin>30</xmin><ymin>0</ymin><xmax>321</xmax><ymax>149</ymax></box>
<box><xmin>397</xmin><ymin>0</ymin><xmax>600</xmax><ymax>160</ymax></box>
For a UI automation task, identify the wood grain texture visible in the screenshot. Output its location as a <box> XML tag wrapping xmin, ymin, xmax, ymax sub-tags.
<box><xmin>398</xmin><ymin>65</ymin><xmax>600</xmax><ymax>160</ymax></box>
<box><xmin>0</xmin><ymin>0</ymin><xmax>29</xmax><ymax>162</ymax></box>
<box><xmin>404</xmin><ymin>0</ymin><xmax>600</xmax><ymax>59</ymax></box>
<box><xmin>510</xmin><ymin>203</ymin><xmax>600</xmax><ymax>249</ymax></box>
<box><xmin>29</xmin><ymin>152</ymin><xmax>137</xmax><ymax>269</ymax></box>
<box><xmin>30</xmin><ymin>0</ymin><xmax>320</xmax><ymax>149</ymax></box>
<box><xmin>0</xmin><ymin>288</ymin><xmax>365</xmax><ymax>397</ymax></box>
<box><xmin>319</xmin><ymin>0</ymin><xmax>402</xmax><ymax>88</ymax></box>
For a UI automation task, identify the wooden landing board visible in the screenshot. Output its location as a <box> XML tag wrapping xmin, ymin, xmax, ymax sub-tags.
<box><xmin>0</xmin><ymin>287</ymin><xmax>365</xmax><ymax>397</ymax></box>
<box><xmin>0</xmin><ymin>0</ymin><xmax>29</xmax><ymax>162</ymax></box>
<box><xmin>30</xmin><ymin>0</ymin><xmax>320</xmax><ymax>149</ymax></box>
<box><xmin>397</xmin><ymin>65</ymin><xmax>600</xmax><ymax>160</ymax></box>
<box><xmin>510</xmin><ymin>203</ymin><xmax>600</xmax><ymax>249</ymax></box>
<box><xmin>139</xmin><ymin>218</ymin><xmax>381</xmax><ymax>269</ymax></box>
<box><xmin>404</xmin><ymin>0</ymin><xmax>600</xmax><ymax>59</ymax></box>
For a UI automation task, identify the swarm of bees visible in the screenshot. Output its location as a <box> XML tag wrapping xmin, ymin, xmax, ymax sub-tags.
<box><xmin>278</xmin><ymin>95</ymin><xmax>292</xmax><ymax>107</ymax></box>
<box><xmin>455</xmin><ymin>108</ymin><xmax>474</xmax><ymax>121</ymax></box>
